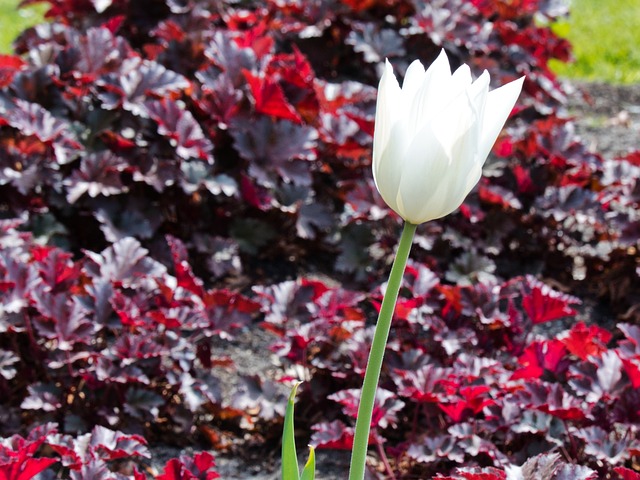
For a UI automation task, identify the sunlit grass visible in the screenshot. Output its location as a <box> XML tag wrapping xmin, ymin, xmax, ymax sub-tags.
<box><xmin>550</xmin><ymin>0</ymin><xmax>640</xmax><ymax>84</ymax></box>
<box><xmin>0</xmin><ymin>0</ymin><xmax>46</xmax><ymax>54</ymax></box>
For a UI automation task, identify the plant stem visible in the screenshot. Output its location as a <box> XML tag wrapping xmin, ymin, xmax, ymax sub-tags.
<box><xmin>348</xmin><ymin>221</ymin><xmax>417</xmax><ymax>480</ymax></box>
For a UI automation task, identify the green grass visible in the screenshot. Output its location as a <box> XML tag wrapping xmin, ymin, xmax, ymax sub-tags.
<box><xmin>550</xmin><ymin>0</ymin><xmax>640</xmax><ymax>84</ymax></box>
<box><xmin>0</xmin><ymin>0</ymin><xmax>46</xmax><ymax>54</ymax></box>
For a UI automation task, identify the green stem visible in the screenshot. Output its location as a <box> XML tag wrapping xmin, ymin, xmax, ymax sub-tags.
<box><xmin>348</xmin><ymin>221</ymin><xmax>417</xmax><ymax>480</ymax></box>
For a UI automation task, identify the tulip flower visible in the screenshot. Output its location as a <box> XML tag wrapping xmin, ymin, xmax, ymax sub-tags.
<box><xmin>372</xmin><ymin>50</ymin><xmax>524</xmax><ymax>225</ymax></box>
<box><xmin>348</xmin><ymin>53</ymin><xmax>524</xmax><ymax>480</ymax></box>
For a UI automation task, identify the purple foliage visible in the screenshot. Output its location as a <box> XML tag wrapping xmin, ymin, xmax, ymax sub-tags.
<box><xmin>0</xmin><ymin>0</ymin><xmax>639</xmax><ymax>478</ymax></box>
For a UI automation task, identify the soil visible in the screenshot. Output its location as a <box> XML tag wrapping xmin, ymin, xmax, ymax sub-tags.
<box><xmin>147</xmin><ymin>80</ymin><xmax>640</xmax><ymax>479</ymax></box>
<box><xmin>565</xmin><ymin>81</ymin><xmax>640</xmax><ymax>158</ymax></box>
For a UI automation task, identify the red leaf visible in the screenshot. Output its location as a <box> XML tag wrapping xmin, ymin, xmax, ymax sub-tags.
<box><xmin>0</xmin><ymin>457</ymin><xmax>58</xmax><ymax>480</ymax></box>
<box><xmin>0</xmin><ymin>434</ymin><xmax>57</xmax><ymax>480</ymax></box>
<box><xmin>0</xmin><ymin>54</ymin><xmax>25</xmax><ymax>88</ymax></box>
<box><xmin>438</xmin><ymin>386</ymin><xmax>495</xmax><ymax>422</ymax></box>
<box><xmin>439</xmin><ymin>285</ymin><xmax>463</xmax><ymax>317</ymax></box>
<box><xmin>157</xmin><ymin>452</ymin><xmax>220</xmax><ymax>480</ymax></box>
<box><xmin>511</xmin><ymin>339</ymin><xmax>568</xmax><ymax>380</ymax></box>
<box><xmin>561</xmin><ymin>322</ymin><xmax>611</xmax><ymax>360</ymax></box>
<box><xmin>615</xmin><ymin>467</ymin><xmax>640</xmax><ymax>480</ymax></box>
<box><xmin>622</xmin><ymin>357</ymin><xmax>640</xmax><ymax>389</ymax></box>
<box><xmin>243</xmin><ymin>70</ymin><xmax>302</xmax><ymax>123</ymax></box>
<box><xmin>522</xmin><ymin>277</ymin><xmax>580</xmax><ymax>324</ymax></box>
<box><xmin>166</xmin><ymin>235</ymin><xmax>205</xmax><ymax>298</ymax></box>
<box><xmin>340</xmin><ymin>0</ymin><xmax>376</xmax><ymax>12</ymax></box>
<box><xmin>478</xmin><ymin>184</ymin><xmax>522</xmax><ymax>210</ymax></box>
<box><xmin>102</xmin><ymin>14</ymin><xmax>125</xmax><ymax>34</ymax></box>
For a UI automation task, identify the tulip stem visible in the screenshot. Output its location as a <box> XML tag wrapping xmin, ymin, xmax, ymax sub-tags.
<box><xmin>348</xmin><ymin>221</ymin><xmax>417</xmax><ymax>480</ymax></box>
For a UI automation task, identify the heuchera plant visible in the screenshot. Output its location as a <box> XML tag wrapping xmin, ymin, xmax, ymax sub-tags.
<box><xmin>0</xmin><ymin>0</ymin><xmax>638</xmax><ymax>478</ymax></box>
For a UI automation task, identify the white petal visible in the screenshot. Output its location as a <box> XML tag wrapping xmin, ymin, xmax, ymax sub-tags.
<box><xmin>372</xmin><ymin>60</ymin><xmax>402</xmax><ymax>181</ymax></box>
<box><xmin>373</xmin><ymin>121</ymin><xmax>408</xmax><ymax>215</ymax></box>
<box><xmin>477</xmin><ymin>76</ymin><xmax>525</xmax><ymax>164</ymax></box>
<box><xmin>401</xmin><ymin>60</ymin><xmax>426</xmax><ymax>104</ymax></box>
<box><xmin>417</xmin><ymin>50</ymin><xmax>453</xmax><ymax>114</ymax></box>
<box><xmin>394</xmin><ymin>121</ymin><xmax>451</xmax><ymax>224</ymax></box>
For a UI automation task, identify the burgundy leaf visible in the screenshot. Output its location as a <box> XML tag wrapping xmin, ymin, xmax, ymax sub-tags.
<box><xmin>329</xmin><ymin>388</ymin><xmax>404</xmax><ymax>429</ymax></box>
<box><xmin>570</xmin><ymin>350</ymin><xmax>626</xmax><ymax>402</ymax></box>
<box><xmin>515</xmin><ymin>452</ymin><xmax>597</xmax><ymax>479</ymax></box>
<box><xmin>575</xmin><ymin>425</ymin><xmax>638</xmax><ymax>464</ymax></box>
<box><xmin>395</xmin><ymin>364</ymin><xmax>450</xmax><ymax>403</ymax></box>
<box><xmin>83</xmin><ymin>237</ymin><xmax>166</xmax><ymax>287</ymax></box>
<box><xmin>0</xmin><ymin>350</ymin><xmax>19</xmax><ymax>380</ymax></box>
<box><xmin>65</xmin><ymin>151</ymin><xmax>128</xmax><ymax>203</ymax></box>
<box><xmin>0</xmin><ymin>431</ymin><xmax>58</xmax><ymax>480</ymax></box>
<box><xmin>345</xmin><ymin>23</ymin><xmax>405</xmax><ymax>63</ymax></box>
<box><xmin>31</xmin><ymin>289</ymin><xmax>95</xmax><ymax>351</ymax></box>
<box><xmin>98</xmin><ymin>58</ymin><xmax>190</xmax><ymax>116</ymax></box>
<box><xmin>66</xmin><ymin>26</ymin><xmax>130</xmax><ymax>76</ymax></box>
<box><xmin>0</xmin><ymin>54</ymin><xmax>25</xmax><ymax>87</ymax></box>
<box><xmin>1</xmin><ymin>99</ymin><xmax>81</xmax><ymax>164</ymax></box>
<box><xmin>230</xmin><ymin>117</ymin><xmax>317</xmax><ymax>186</ymax></box>
<box><xmin>407</xmin><ymin>435</ymin><xmax>464</xmax><ymax>464</ymax></box>
<box><xmin>145</xmin><ymin>99</ymin><xmax>213</xmax><ymax>161</ymax></box>
<box><xmin>310</xmin><ymin>420</ymin><xmax>354</xmax><ymax>450</ymax></box>
<box><xmin>86</xmin><ymin>425</ymin><xmax>150</xmax><ymax>461</ymax></box>
<box><xmin>230</xmin><ymin>375</ymin><xmax>286</xmax><ymax>421</ymax></box>
<box><xmin>166</xmin><ymin>235</ymin><xmax>205</xmax><ymax>297</ymax></box>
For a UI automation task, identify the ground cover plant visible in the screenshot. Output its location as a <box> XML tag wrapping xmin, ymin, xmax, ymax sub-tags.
<box><xmin>0</xmin><ymin>0</ymin><xmax>639</xmax><ymax>478</ymax></box>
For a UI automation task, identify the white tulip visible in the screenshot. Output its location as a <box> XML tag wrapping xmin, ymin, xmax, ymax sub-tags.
<box><xmin>372</xmin><ymin>50</ymin><xmax>524</xmax><ymax>225</ymax></box>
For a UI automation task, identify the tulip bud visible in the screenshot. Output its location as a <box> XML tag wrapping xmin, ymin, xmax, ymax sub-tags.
<box><xmin>372</xmin><ymin>50</ymin><xmax>524</xmax><ymax>225</ymax></box>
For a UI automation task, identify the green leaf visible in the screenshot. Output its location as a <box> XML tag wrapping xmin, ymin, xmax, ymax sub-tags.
<box><xmin>282</xmin><ymin>382</ymin><xmax>302</xmax><ymax>480</ymax></box>
<box><xmin>300</xmin><ymin>446</ymin><xmax>316</xmax><ymax>480</ymax></box>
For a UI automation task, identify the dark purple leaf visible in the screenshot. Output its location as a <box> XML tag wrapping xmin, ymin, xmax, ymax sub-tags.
<box><xmin>65</xmin><ymin>26</ymin><xmax>130</xmax><ymax>75</ymax></box>
<box><xmin>84</xmin><ymin>237</ymin><xmax>166</xmax><ymax>287</ymax></box>
<box><xmin>329</xmin><ymin>388</ymin><xmax>404</xmax><ymax>429</ymax></box>
<box><xmin>0</xmin><ymin>349</ymin><xmax>19</xmax><ymax>380</ymax></box>
<box><xmin>346</xmin><ymin>23</ymin><xmax>405</xmax><ymax>63</ymax></box>
<box><xmin>575</xmin><ymin>426</ymin><xmax>637</xmax><ymax>464</ymax></box>
<box><xmin>93</xmin><ymin>197</ymin><xmax>163</xmax><ymax>242</ymax></box>
<box><xmin>20</xmin><ymin>383</ymin><xmax>62</xmax><ymax>412</ymax></box>
<box><xmin>145</xmin><ymin>99</ymin><xmax>213</xmax><ymax>162</ymax></box>
<box><xmin>570</xmin><ymin>350</ymin><xmax>626</xmax><ymax>402</ymax></box>
<box><xmin>97</xmin><ymin>58</ymin><xmax>190</xmax><ymax>116</ymax></box>
<box><xmin>230</xmin><ymin>117</ymin><xmax>317</xmax><ymax>187</ymax></box>
<box><xmin>65</xmin><ymin>151</ymin><xmax>128</xmax><ymax>203</ymax></box>
<box><xmin>1</xmin><ymin>99</ymin><xmax>81</xmax><ymax>164</ymax></box>
<box><xmin>231</xmin><ymin>374</ymin><xmax>286</xmax><ymax>421</ymax></box>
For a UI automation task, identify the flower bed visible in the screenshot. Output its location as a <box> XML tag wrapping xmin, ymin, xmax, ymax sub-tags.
<box><xmin>0</xmin><ymin>0</ymin><xmax>639</xmax><ymax>478</ymax></box>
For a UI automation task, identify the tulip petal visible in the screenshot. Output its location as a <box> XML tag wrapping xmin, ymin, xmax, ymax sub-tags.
<box><xmin>416</xmin><ymin>50</ymin><xmax>453</xmax><ymax>115</ymax></box>
<box><xmin>375</xmin><ymin>121</ymin><xmax>409</xmax><ymax>214</ymax></box>
<box><xmin>476</xmin><ymin>76</ymin><xmax>525</xmax><ymax>172</ymax></box>
<box><xmin>373</xmin><ymin>60</ymin><xmax>403</xmax><ymax>204</ymax></box>
<box><xmin>402</xmin><ymin>60</ymin><xmax>426</xmax><ymax>108</ymax></box>
<box><xmin>373</xmin><ymin>60</ymin><xmax>402</xmax><ymax>168</ymax></box>
<box><xmin>395</xmin><ymin>121</ymin><xmax>451</xmax><ymax>223</ymax></box>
